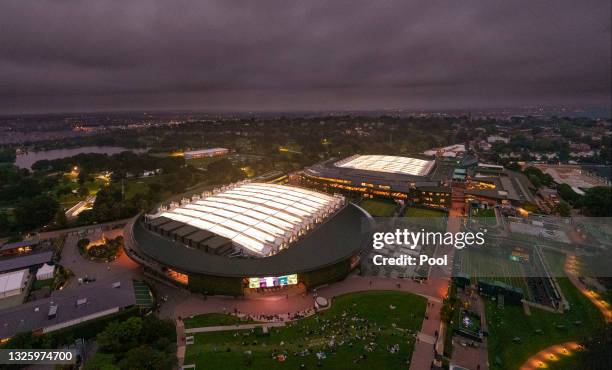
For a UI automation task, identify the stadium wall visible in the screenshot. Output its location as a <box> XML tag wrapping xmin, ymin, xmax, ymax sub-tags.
<box><xmin>299</xmin><ymin>259</ymin><xmax>351</xmax><ymax>289</ymax></box>
<box><xmin>188</xmin><ymin>273</ymin><xmax>243</xmax><ymax>296</ymax></box>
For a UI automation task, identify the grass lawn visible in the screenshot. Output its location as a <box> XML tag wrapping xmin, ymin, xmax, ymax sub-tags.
<box><xmin>124</xmin><ymin>180</ymin><xmax>150</xmax><ymax>199</ymax></box>
<box><xmin>485</xmin><ymin>277</ymin><xmax>606</xmax><ymax>370</ymax></box>
<box><xmin>404</xmin><ymin>207</ymin><xmax>446</xmax><ymax>218</ymax></box>
<box><xmin>184</xmin><ymin>291</ymin><xmax>427</xmax><ymax>369</ymax></box>
<box><xmin>33</xmin><ymin>278</ymin><xmax>54</xmax><ymax>290</ymax></box>
<box><xmin>184</xmin><ymin>313</ymin><xmax>257</xmax><ymax>329</ymax></box>
<box><xmin>359</xmin><ymin>199</ymin><xmax>397</xmax><ymax>217</ymax></box>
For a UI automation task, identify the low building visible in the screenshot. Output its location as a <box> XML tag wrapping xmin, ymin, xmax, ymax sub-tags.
<box><xmin>487</xmin><ymin>135</ymin><xmax>510</xmax><ymax>144</ymax></box>
<box><xmin>0</xmin><ymin>251</ymin><xmax>53</xmax><ymax>274</ymax></box>
<box><xmin>464</xmin><ymin>164</ymin><xmax>536</xmax><ymax>206</ymax></box>
<box><xmin>0</xmin><ymin>239</ymin><xmax>37</xmax><ymax>258</ymax></box>
<box><xmin>0</xmin><ymin>278</ymin><xmax>137</xmax><ymax>342</ymax></box>
<box><xmin>423</xmin><ymin>143</ymin><xmax>466</xmax><ymax>158</ymax></box>
<box><xmin>184</xmin><ymin>148</ymin><xmax>229</xmax><ymax>160</ymax></box>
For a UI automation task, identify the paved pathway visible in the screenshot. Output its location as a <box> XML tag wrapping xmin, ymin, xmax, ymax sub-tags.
<box><xmin>410</xmin><ymin>298</ymin><xmax>443</xmax><ymax>370</ymax></box>
<box><xmin>176</xmin><ymin>319</ymin><xmax>186</xmax><ymax>368</ymax></box>
<box><xmin>161</xmin><ymin>274</ymin><xmax>447</xmax><ymax>321</ymax></box>
<box><xmin>185</xmin><ymin>321</ymin><xmax>285</xmax><ymax>334</ymax></box>
<box><xmin>59</xmin><ymin>230</ymin><xmax>140</xmax><ymax>289</ymax></box>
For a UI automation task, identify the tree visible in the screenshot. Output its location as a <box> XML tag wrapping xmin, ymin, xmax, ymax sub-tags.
<box><xmin>206</xmin><ymin>158</ymin><xmax>243</xmax><ymax>184</ymax></box>
<box><xmin>78</xmin><ymin>186</ymin><xmax>89</xmax><ymax>197</ymax></box>
<box><xmin>83</xmin><ymin>353</ymin><xmax>119</xmax><ymax>370</ymax></box>
<box><xmin>581</xmin><ymin>187</ymin><xmax>612</xmax><ymax>216</ymax></box>
<box><xmin>0</xmin><ymin>216</ymin><xmax>10</xmax><ymax>235</ymax></box>
<box><xmin>55</xmin><ymin>208</ymin><xmax>69</xmax><ymax>228</ymax></box>
<box><xmin>528</xmin><ymin>174</ymin><xmax>542</xmax><ymax>189</ymax></box>
<box><xmin>0</xmin><ymin>148</ymin><xmax>16</xmax><ymax>163</ymax></box>
<box><xmin>523</xmin><ymin>167</ymin><xmax>553</xmax><ymax>187</ymax></box>
<box><xmin>557</xmin><ymin>183</ymin><xmax>582</xmax><ymax>206</ymax></box>
<box><xmin>13</xmin><ymin>194</ymin><xmax>59</xmax><ymax>231</ymax></box>
<box><xmin>554</xmin><ymin>200</ymin><xmax>571</xmax><ymax>217</ymax></box>
<box><xmin>119</xmin><ymin>345</ymin><xmax>176</xmax><ymax>370</ymax></box>
<box><xmin>96</xmin><ymin>317</ymin><xmax>143</xmax><ymax>354</ymax></box>
<box><xmin>92</xmin><ymin>315</ymin><xmax>176</xmax><ymax>370</ymax></box>
<box><xmin>78</xmin><ymin>170</ymin><xmax>88</xmax><ymax>185</ymax></box>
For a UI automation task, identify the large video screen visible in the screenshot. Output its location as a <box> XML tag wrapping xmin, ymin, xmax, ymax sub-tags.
<box><xmin>248</xmin><ymin>274</ymin><xmax>298</xmax><ymax>288</ymax></box>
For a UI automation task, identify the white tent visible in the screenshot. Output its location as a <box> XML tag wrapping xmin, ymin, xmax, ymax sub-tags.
<box><xmin>0</xmin><ymin>269</ymin><xmax>30</xmax><ymax>298</ymax></box>
<box><xmin>36</xmin><ymin>263</ymin><xmax>55</xmax><ymax>281</ymax></box>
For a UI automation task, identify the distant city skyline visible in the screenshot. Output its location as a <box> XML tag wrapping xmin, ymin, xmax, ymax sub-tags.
<box><xmin>1</xmin><ymin>0</ymin><xmax>610</xmax><ymax>114</ymax></box>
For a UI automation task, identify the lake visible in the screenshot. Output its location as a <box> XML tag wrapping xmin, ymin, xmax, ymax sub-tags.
<box><xmin>15</xmin><ymin>146</ymin><xmax>147</xmax><ymax>169</ymax></box>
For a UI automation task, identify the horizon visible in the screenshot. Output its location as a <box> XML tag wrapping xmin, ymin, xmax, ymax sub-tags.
<box><xmin>1</xmin><ymin>104</ymin><xmax>611</xmax><ymax>119</ymax></box>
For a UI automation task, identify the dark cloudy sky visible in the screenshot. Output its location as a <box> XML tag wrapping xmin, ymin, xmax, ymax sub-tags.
<box><xmin>0</xmin><ymin>0</ymin><xmax>610</xmax><ymax>114</ymax></box>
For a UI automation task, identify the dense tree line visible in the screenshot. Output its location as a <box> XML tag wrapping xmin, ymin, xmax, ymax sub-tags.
<box><xmin>523</xmin><ymin>167</ymin><xmax>554</xmax><ymax>189</ymax></box>
<box><xmin>3</xmin><ymin>314</ymin><xmax>175</xmax><ymax>370</ymax></box>
<box><xmin>85</xmin><ymin>316</ymin><xmax>176</xmax><ymax>370</ymax></box>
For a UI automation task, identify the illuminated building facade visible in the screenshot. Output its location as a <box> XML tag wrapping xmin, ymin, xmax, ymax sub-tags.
<box><xmin>184</xmin><ymin>147</ymin><xmax>229</xmax><ymax>160</ymax></box>
<box><xmin>300</xmin><ymin>155</ymin><xmax>453</xmax><ymax>210</ymax></box>
<box><xmin>126</xmin><ymin>182</ymin><xmax>369</xmax><ymax>296</ymax></box>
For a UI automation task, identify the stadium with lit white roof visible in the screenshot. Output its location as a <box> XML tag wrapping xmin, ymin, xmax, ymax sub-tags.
<box><xmin>335</xmin><ymin>155</ymin><xmax>435</xmax><ymax>177</ymax></box>
<box><xmin>125</xmin><ymin>182</ymin><xmax>371</xmax><ymax>295</ymax></box>
<box><xmin>151</xmin><ymin>182</ymin><xmax>345</xmax><ymax>257</ymax></box>
<box><xmin>301</xmin><ymin>154</ymin><xmax>454</xmax><ymax>210</ymax></box>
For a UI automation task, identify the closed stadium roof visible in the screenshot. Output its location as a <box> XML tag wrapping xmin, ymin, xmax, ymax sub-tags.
<box><xmin>153</xmin><ymin>183</ymin><xmax>344</xmax><ymax>256</ymax></box>
<box><xmin>335</xmin><ymin>155</ymin><xmax>434</xmax><ymax>176</ymax></box>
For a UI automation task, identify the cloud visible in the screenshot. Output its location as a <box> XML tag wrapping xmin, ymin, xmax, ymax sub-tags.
<box><xmin>0</xmin><ymin>0</ymin><xmax>609</xmax><ymax>113</ymax></box>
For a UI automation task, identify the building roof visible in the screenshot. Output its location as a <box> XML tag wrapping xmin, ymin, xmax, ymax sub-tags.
<box><xmin>335</xmin><ymin>155</ymin><xmax>435</xmax><ymax>177</ymax></box>
<box><xmin>467</xmin><ymin>168</ymin><xmax>535</xmax><ymax>204</ymax></box>
<box><xmin>184</xmin><ymin>230</ymin><xmax>214</xmax><ymax>243</ymax></box>
<box><xmin>131</xmin><ymin>203</ymin><xmax>370</xmax><ymax>278</ymax></box>
<box><xmin>304</xmin><ymin>157</ymin><xmax>445</xmax><ymax>192</ymax></box>
<box><xmin>0</xmin><ymin>269</ymin><xmax>29</xmax><ymax>295</ymax></box>
<box><xmin>0</xmin><ymin>251</ymin><xmax>53</xmax><ymax>273</ymax></box>
<box><xmin>0</xmin><ymin>239</ymin><xmax>38</xmax><ymax>252</ymax></box>
<box><xmin>205</xmin><ymin>236</ymin><xmax>232</xmax><ymax>250</ymax></box>
<box><xmin>156</xmin><ymin>220</ymin><xmax>186</xmax><ymax>233</ymax></box>
<box><xmin>0</xmin><ymin>278</ymin><xmax>136</xmax><ymax>339</ymax></box>
<box><xmin>148</xmin><ymin>216</ymin><xmax>173</xmax><ymax>227</ymax></box>
<box><xmin>172</xmin><ymin>225</ymin><xmax>199</xmax><ymax>238</ymax></box>
<box><xmin>154</xmin><ymin>183</ymin><xmax>345</xmax><ymax>256</ymax></box>
<box><xmin>184</xmin><ymin>148</ymin><xmax>228</xmax><ymax>155</ymax></box>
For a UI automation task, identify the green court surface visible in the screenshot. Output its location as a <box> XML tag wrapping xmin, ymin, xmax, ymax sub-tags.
<box><xmin>133</xmin><ymin>280</ymin><xmax>154</xmax><ymax>308</ymax></box>
<box><xmin>455</xmin><ymin>249</ymin><xmax>530</xmax><ymax>296</ymax></box>
<box><xmin>359</xmin><ymin>199</ymin><xmax>397</xmax><ymax>217</ymax></box>
<box><xmin>404</xmin><ymin>207</ymin><xmax>446</xmax><ymax>218</ymax></box>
